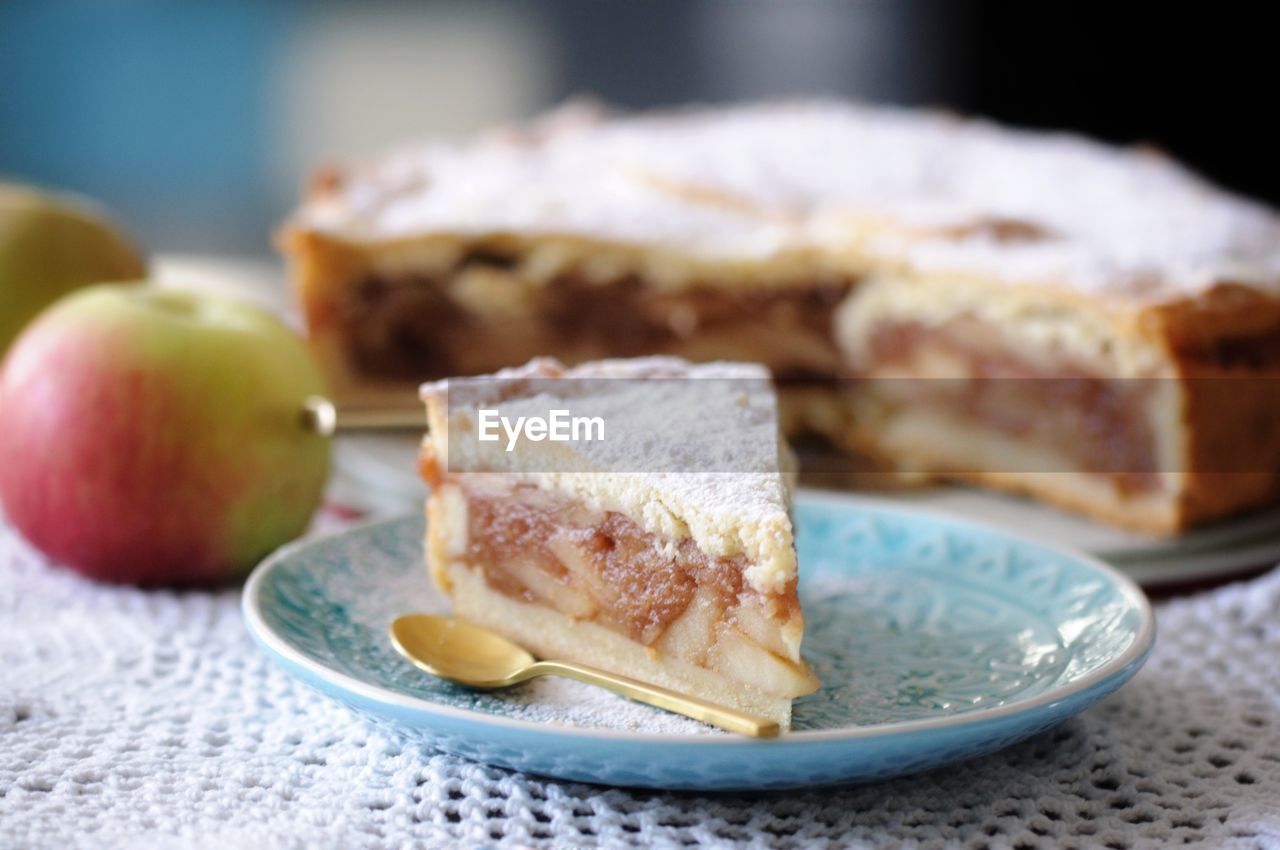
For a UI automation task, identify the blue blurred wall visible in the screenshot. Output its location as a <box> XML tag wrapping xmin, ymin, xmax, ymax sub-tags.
<box><xmin>0</xmin><ymin>2</ymin><xmax>288</xmax><ymax>254</ymax></box>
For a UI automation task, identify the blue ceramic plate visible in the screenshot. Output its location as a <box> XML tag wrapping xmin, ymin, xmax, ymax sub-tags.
<box><xmin>243</xmin><ymin>491</ymin><xmax>1154</xmax><ymax>791</ymax></box>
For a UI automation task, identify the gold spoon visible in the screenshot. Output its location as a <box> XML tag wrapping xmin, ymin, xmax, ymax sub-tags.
<box><xmin>389</xmin><ymin>614</ymin><xmax>780</xmax><ymax>738</ymax></box>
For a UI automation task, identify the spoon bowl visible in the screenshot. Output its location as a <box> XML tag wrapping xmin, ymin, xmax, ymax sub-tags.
<box><xmin>391</xmin><ymin>614</ymin><xmax>534</xmax><ymax>685</ymax></box>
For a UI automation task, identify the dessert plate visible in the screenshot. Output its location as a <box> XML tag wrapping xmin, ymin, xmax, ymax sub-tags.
<box><xmin>244</xmin><ymin>492</ymin><xmax>1153</xmax><ymax>791</ymax></box>
<box><xmin>332</xmin><ymin>433</ymin><xmax>1280</xmax><ymax>586</ymax></box>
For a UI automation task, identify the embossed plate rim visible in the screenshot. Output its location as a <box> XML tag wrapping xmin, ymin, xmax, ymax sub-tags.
<box><xmin>243</xmin><ymin>491</ymin><xmax>1155</xmax><ymax>745</ymax></box>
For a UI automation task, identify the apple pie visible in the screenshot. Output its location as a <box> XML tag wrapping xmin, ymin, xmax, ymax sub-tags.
<box><xmin>417</xmin><ymin>356</ymin><xmax>818</xmax><ymax>728</ymax></box>
<box><xmin>282</xmin><ymin>100</ymin><xmax>1280</xmax><ymax>534</ymax></box>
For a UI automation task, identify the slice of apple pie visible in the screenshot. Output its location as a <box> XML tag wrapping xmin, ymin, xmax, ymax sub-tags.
<box><xmin>418</xmin><ymin>356</ymin><xmax>818</xmax><ymax>728</ymax></box>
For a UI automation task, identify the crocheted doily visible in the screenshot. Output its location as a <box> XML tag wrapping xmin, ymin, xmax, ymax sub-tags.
<box><xmin>2</xmin><ymin>519</ymin><xmax>1278</xmax><ymax>850</ymax></box>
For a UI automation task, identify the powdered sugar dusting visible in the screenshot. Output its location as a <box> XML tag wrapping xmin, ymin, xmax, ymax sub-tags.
<box><xmin>294</xmin><ymin>99</ymin><xmax>1280</xmax><ymax>305</ymax></box>
<box><xmin>505</xmin><ymin>678</ymin><xmax>719</xmax><ymax>735</ymax></box>
<box><xmin>422</xmin><ymin>356</ymin><xmax>783</xmax><ymax>476</ymax></box>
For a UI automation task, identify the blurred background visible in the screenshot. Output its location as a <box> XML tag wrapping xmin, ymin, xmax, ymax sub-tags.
<box><xmin>1</xmin><ymin>1</ymin><xmax>1271</xmax><ymax>258</ymax></box>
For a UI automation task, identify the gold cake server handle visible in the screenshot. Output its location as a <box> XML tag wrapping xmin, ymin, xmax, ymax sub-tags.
<box><xmin>300</xmin><ymin>396</ymin><xmax>425</xmax><ymax>437</ymax></box>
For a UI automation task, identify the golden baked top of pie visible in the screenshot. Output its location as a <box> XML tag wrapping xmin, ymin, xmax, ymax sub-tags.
<box><xmin>289</xmin><ymin>99</ymin><xmax>1280</xmax><ymax>309</ymax></box>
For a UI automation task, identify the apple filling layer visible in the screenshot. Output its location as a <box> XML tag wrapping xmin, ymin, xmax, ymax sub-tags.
<box><xmin>428</xmin><ymin>475</ymin><xmax>814</xmax><ymax>701</ymax></box>
<box><xmin>341</xmin><ymin>264</ymin><xmax>849</xmax><ymax>381</ymax></box>
<box><xmin>858</xmin><ymin>319</ymin><xmax>1160</xmax><ymax>491</ymax></box>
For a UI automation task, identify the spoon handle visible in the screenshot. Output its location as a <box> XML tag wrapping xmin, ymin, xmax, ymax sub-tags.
<box><xmin>524</xmin><ymin>659</ymin><xmax>781</xmax><ymax>738</ymax></box>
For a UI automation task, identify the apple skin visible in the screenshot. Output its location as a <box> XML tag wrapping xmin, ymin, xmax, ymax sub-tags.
<box><xmin>0</xmin><ymin>284</ymin><xmax>331</xmax><ymax>585</ymax></box>
<box><xmin>0</xmin><ymin>183</ymin><xmax>147</xmax><ymax>356</ymax></box>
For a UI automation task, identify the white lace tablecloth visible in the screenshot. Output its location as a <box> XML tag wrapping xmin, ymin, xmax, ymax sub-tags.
<box><xmin>3</xmin><ymin>516</ymin><xmax>1280</xmax><ymax>850</ymax></box>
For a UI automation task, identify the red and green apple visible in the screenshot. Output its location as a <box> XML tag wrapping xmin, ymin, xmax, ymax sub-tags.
<box><xmin>0</xmin><ymin>285</ymin><xmax>331</xmax><ymax>584</ymax></box>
